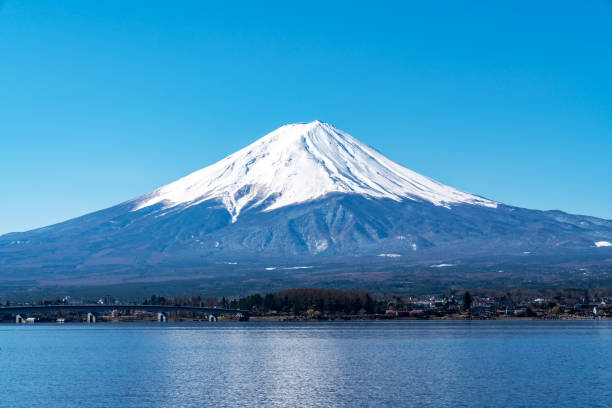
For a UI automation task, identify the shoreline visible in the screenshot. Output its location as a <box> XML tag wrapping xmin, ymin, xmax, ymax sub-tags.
<box><xmin>2</xmin><ymin>316</ymin><xmax>607</xmax><ymax>324</ymax></box>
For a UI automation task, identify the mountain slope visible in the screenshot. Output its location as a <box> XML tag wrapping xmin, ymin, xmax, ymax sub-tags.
<box><xmin>1</xmin><ymin>121</ymin><xmax>611</xmax><ymax>279</ymax></box>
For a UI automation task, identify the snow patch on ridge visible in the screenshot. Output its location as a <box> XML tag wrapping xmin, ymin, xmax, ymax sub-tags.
<box><xmin>265</xmin><ymin>266</ymin><xmax>313</xmax><ymax>271</ymax></box>
<box><xmin>131</xmin><ymin>120</ymin><xmax>497</xmax><ymax>221</ymax></box>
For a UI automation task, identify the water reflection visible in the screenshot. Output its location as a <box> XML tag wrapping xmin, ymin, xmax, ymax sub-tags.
<box><xmin>1</xmin><ymin>321</ymin><xmax>611</xmax><ymax>407</ymax></box>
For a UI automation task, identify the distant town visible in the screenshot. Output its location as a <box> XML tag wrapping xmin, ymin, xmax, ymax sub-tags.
<box><xmin>1</xmin><ymin>287</ymin><xmax>610</xmax><ymax>323</ymax></box>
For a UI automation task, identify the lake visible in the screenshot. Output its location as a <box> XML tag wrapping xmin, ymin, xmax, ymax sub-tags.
<box><xmin>1</xmin><ymin>321</ymin><xmax>610</xmax><ymax>407</ymax></box>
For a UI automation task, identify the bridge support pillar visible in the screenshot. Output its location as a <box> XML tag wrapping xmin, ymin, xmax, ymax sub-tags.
<box><xmin>157</xmin><ymin>312</ymin><xmax>167</xmax><ymax>322</ymax></box>
<box><xmin>208</xmin><ymin>314</ymin><xmax>217</xmax><ymax>322</ymax></box>
<box><xmin>16</xmin><ymin>314</ymin><xmax>24</xmax><ymax>324</ymax></box>
<box><xmin>86</xmin><ymin>312</ymin><xmax>96</xmax><ymax>323</ymax></box>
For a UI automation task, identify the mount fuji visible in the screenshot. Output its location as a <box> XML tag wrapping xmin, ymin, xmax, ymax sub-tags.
<box><xmin>1</xmin><ymin>121</ymin><xmax>611</xmax><ymax>289</ymax></box>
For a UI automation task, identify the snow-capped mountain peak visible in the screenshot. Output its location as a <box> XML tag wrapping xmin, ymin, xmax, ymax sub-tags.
<box><xmin>132</xmin><ymin>120</ymin><xmax>497</xmax><ymax>221</ymax></box>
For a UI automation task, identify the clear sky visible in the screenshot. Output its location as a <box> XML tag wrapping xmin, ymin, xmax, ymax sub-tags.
<box><xmin>1</xmin><ymin>1</ymin><xmax>611</xmax><ymax>235</ymax></box>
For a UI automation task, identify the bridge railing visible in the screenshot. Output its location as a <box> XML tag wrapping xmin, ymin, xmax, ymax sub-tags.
<box><xmin>0</xmin><ymin>304</ymin><xmax>249</xmax><ymax>317</ymax></box>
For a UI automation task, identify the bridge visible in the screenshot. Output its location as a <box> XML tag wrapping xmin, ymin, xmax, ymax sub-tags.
<box><xmin>0</xmin><ymin>304</ymin><xmax>249</xmax><ymax>323</ymax></box>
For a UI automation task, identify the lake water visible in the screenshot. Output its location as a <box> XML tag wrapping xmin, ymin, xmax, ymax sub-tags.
<box><xmin>1</xmin><ymin>321</ymin><xmax>611</xmax><ymax>407</ymax></box>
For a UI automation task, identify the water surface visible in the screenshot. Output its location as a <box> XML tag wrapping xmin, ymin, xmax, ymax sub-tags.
<box><xmin>1</xmin><ymin>321</ymin><xmax>610</xmax><ymax>407</ymax></box>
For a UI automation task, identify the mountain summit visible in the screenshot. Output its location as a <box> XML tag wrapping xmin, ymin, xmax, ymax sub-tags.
<box><xmin>132</xmin><ymin>121</ymin><xmax>496</xmax><ymax>221</ymax></box>
<box><xmin>1</xmin><ymin>121</ymin><xmax>611</xmax><ymax>283</ymax></box>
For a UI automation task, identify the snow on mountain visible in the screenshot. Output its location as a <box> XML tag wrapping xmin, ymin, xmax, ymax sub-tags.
<box><xmin>2</xmin><ymin>120</ymin><xmax>612</xmax><ymax>279</ymax></box>
<box><xmin>131</xmin><ymin>120</ymin><xmax>497</xmax><ymax>221</ymax></box>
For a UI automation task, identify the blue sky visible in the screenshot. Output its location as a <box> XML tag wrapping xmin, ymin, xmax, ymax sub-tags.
<box><xmin>1</xmin><ymin>1</ymin><xmax>611</xmax><ymax>234</ymax></box>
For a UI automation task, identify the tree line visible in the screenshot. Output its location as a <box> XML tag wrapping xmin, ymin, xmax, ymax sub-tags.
<box><xmin>225</xmin><ymin>288</ymin><xmax>384</xmax><ymax>315</ymax></box>
<box><xmin>143</xmin><ymin>288</ymin><xmax>385</xmax><ymax>315</ymax></box>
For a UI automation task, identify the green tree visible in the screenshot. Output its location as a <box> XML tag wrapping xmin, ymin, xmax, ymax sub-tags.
<box><xmin>462</xmin><ymin>291</ymin><xmax>472</xmax><ymax>312</ymax></box>
<box><xmin>263</xmin><ymin>293</ymin><xmax>274</xmax><ymax>311</ymax></box>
